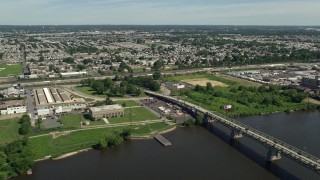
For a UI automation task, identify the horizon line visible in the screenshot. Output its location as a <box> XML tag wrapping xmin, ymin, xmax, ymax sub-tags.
<box><xmin>0</xmin><ymin>24</ymin><xmax>320</xmax><ymax>27</ymax></box>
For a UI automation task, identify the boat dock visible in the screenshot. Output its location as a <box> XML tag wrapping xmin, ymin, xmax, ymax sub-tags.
<box><xmin>153</xmin><ymin>133</ymin><xmax>172</xmax><ymax>147</ymax></box>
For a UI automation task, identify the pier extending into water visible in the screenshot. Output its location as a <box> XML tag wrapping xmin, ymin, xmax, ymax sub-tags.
<box><xmin>153</xmin><ymin>133</ymin><xmax>172</xmax><ymax>147</ymax></box>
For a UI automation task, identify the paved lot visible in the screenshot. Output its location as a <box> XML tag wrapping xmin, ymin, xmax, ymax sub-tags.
<box><xmin>43</xmin><ymin>116</ymin><xmax>62</xmax><ymax>129</ymax></box>
<box><xmin>141</xmin><ymin>97</ymin><xmax>193</xmax><ymax>123</ymax></box>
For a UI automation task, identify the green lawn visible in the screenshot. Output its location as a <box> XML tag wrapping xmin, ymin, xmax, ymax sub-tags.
<box><xmin>114</xmin><ymin>100</ymin><xmax>140</xmax><ymax>107</ymax></box>
<box><xmin>29</xmin><ymin>128</ymin><xmax>120</xmax><ymax>159</ymax></box>
<box><xmin>108</xmin><ymin>107</ymin><xmax>159</xmax><ymax>124</ymax></box>
<box><xmin>0</xmin><ymin>118</ymin><xmax>21</xmax><ymax>145</ymax></box>
<box><xmin>75</xmin><ymin>86</ymin><xmax>108</xmax><ymax>98</ymax></box>
<box><xmin>132</xmin><ymin>122</ymin><xmax>171</xmax><ymax>136</ymax></box>
<box><xmin>60</xmin><ymin>114</ymin><xmax>105</xmax><ymax>129</ymax></box>
<box><xmin>0</xmin><ymin>64</ymin><xmax>23</xmax><ymax>77</ymax></box>
<box><xmin>29</xmin><ymin>122</ymin><xmax>172</xmax><ymax>159</ymax></box>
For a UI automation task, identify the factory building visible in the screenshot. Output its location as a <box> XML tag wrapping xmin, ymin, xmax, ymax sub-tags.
<box><xmin>89</xmin><ymin>104</ymin><xmax>124</xmax><ymax>120</ymax></box>
<box><xmin>60</xmin><ymin>71</ymin><xmax>87</xmax><ymax>78</ymax></box>
<box><xmin>300</xmin><ymin>76</ymin><xmax>320</xmax><ymax>89</ymax></box>
<box><xmin>33</xmin><ymin>88</ymin><xmax>86</xmax><ymax>116</ymax></box>
<box><xmin>0</xmin><ymin>100</ymin><xmax>27</xmax><ymax>115</ymax></box>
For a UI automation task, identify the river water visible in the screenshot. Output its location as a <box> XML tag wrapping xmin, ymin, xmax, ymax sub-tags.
<box><xmin>15</xmin><ymin>110</ymin><xmax>320</xmax><ymax>180</ymax></box>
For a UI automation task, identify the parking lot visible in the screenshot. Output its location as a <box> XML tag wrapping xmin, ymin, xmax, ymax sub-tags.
<box><xmin>42</xmin><ymin>116</ymin><xmax>62</xmax><ymax>129</ymax></box>
<box><xmin>141</xmin><ymin>97</ymin><xmax>194</xmax><ymax>123</ymax></box>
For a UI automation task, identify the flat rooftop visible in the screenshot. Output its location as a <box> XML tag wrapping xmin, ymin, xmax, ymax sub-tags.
<box><xmin>90</xmin><ymin>104</ymin><xmax>123</xmax><ymax>113</ymax></box>
<box><xmin>34</xmin><ymin>87</ymin><xmax>83</xmax><ymax>106</ymax></box>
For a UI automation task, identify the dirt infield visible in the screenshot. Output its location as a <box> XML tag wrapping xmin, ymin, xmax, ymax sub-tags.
<box><xmin>182</xmin><ymin>78</ymin><xmax>228</xmax><ymax>87</ymax></box>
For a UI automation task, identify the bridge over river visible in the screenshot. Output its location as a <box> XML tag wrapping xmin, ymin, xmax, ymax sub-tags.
<box><xmin>145</xmin><ymin>91</ymin><xmax>320</xmax><ymax>174</ymax></box>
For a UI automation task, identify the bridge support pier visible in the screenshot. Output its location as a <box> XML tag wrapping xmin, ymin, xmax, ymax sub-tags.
<box><xmin>267</xmin><ymin>149</ymin><xmax>281</xmax><ymax>161</ymax></box>
<box><xmin>230</xmin><ymin>130</ymin><xmax>243</xmax><ymax>139</ymax></box>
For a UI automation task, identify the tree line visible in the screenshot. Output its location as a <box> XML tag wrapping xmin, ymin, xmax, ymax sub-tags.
<box><xmin>0</xmin><ymin>115</ymin><xmax>34</xmax><ymax>179</ymax></box>
<box><xmin>80</xmin><ymin>74</ymin><xmax>161</xmax><ymax>97</ymax></box>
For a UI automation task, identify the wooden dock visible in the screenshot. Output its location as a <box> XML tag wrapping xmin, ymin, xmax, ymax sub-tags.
<box><xmin>153</xmin><ymin>133</ymin><xmax>172</xmax><ymax>147</ymax></box>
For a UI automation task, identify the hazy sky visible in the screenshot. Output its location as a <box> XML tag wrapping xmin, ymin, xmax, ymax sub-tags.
<box><xmin>0</xmin><ymin>0</ymin><xmax>319</xmax><ymax>25</ymax></box>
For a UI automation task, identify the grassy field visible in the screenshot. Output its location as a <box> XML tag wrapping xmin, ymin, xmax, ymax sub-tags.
<box><xmin>60</xmin><ymin>114</ymin><xmax>105</xmax><ymax>129</ymax></box>
<box><xmin>29</xmin><ymin>122</ymin><xmax>172</xmax><ymax>159</ymax></box>
<box><xmin>132</xmin><ymin>122</ymin><xmax>171</xmax><ymax>136</ymax></box>
<box><xmin>114</xmin><ymin>100</ymin><xmax>140</xmax><ymax>107</ymax></box>
<box><xmin>218</xmin><ymin>74</ymin><xmax>261</xmax><ymax>87</ymax></box>
<box><xmin>132</xmin><ymin>67</ymin><xmax>151</xmax><ymax>73</ymax></box>
<box><xmin>75</xmin><ymin>86</ymin><xmax>108</xmax><ymax>98</ymax></box>
<box><xmin>0</xmin><ymin>64</ymin><xmax>23</xmax><ymax>77</ymax></box>
<box><xmin>108</xmin><ymin>107</ymin><xmax>159</xmax><ymax>124</ymax></box>
<box><xmin>0</xmin><ymin>118</ymin><xmax>21</xmax><ymax>145</ymax></box>
<box><xmin>168</xmin><ymin>72</ymin><xmax>311</xmax><ymax>117</ymax></box>
<box><xmin>29</xmin><ymin>128</ymin><xmax>118</xmax><ymax>159</ymax></box>
<box><xmin>163</xmin><ymin>73</ymin><xmax>236</xmax><ymax>85</ymax></box>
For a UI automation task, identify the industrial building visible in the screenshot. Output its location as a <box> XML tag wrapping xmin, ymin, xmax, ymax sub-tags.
<box><xmin>0</xmin><ymin>85</ymin><xmax>25</xmax><ymax>98</ymax></box>
<box><xmin>0</xmin><ymin>100</ymin><xmax>27</xmax><ymax>115</ymax></box>
<box><xmin>89</xmin><ymin>104</ymin><xmax>124</xmax><ymax>119</ymax></box>
<box><xmin>33</xmin><ymin>88</ymin><xmax>86</xmax><ymax>116</ymax></box>
<box><xmin>300</xmin><ymin>76</ymin><xmax>320</xmax><ymax>89</ymax></box>
<box><xmin>60</xmin><ymin>71</ymin><xmax>87</xmax><ymax>78</ymax></box>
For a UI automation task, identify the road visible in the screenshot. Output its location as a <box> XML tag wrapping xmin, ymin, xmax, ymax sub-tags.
<box><xmin>0</xmin><ymin>68</ymin><xmax>208</xmax><ymax>89</ymax></box>
<box><xmin>29</xmin><ymin>119</ymin><xmax>164</xmax><ymax>139</ymax></box>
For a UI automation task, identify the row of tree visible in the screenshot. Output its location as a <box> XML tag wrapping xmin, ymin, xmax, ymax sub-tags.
<box><xmin>95</xmin><ymin>129</ymin><xmax>131</xmax><ymax>149</ymax></box>
<box><xmin>80</xmin><ymin>72</ymin><xmax>161</xmax><ymax>96</ymax></box>
<box><xmin>0</xmin><ymin>115</ymin><xmax>34</xmax><ymax>179</ymax></box>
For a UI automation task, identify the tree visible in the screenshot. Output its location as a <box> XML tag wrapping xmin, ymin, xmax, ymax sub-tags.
<box><xmin>83</xmin><ymin>59</ymin><xmax>93</xmax><ymax>64</ymax></box>
<box><xmin>206</xmin><ymin>82</ymin><xmax>213</xmax><ymax>92</ymax></box>
<box><xmin>134</xmin><ymin>88</ymin><xmax>141</xmax><ymax>96</ymax></box>
<box><xmin>2</xmin><ymin>139</ymin><xmax>34</xmax><ymax>176</ymax></box>
<box><xmin>0</xmin><ymin>52</ymin><xmax>4</xmax><ymax>60</ymax></box>
<box><xmin>120</xmin><ymin>128</ymin><xmax>132</xmax><ymax>140</ymax></box>
<box><xmin>152</xmin><ymin>71</ymin><xmax>161</xmax><ymax>80</ymax></box>
<box><xmin>96</xmin><ymin>139</ymin><xmax>107</xmax><ymax>149</ymax></box>
<box><xmin>76</xmin><ymin>64</ymin><xmax>86</xmax><ymax>71</ymax></box>
<box><xmin>126</xmin><ymin>83</ymin><xmax>136</xmax><ymax>95</ymax></box>
<box><xmin>110</xmin><ymin>85</ymin><xmax>119</xmax><ymax>95</ymax></box>
<box><xmin>195</xmin><ymin>84</ymin><xmax>203</xmax><ymax>92</ymax></box>
<box><xmin>105</xmin><ymin>97</ymin><xmax>113</xmax><ymax>105</ymax></box>
<box><xmin>148</xmin><ymin>81</ymin><xmax>161</xmax><ymax>91</ymax></box>
<box><xmin>105</xmin><ymin>133</ymin><xmax>123</xmax><ymax>147</ymax></box>
<box><xmin>92</xmin><ymin>80</ymin><xmax>105</xmax><ymax>95</ymax></box>
<box><xmin>103</xmin><ymin>78</ymin><xmax>114</xmax><ymax>89</ymax></box>
<box><xmin>113</xmin><ymin>74</ymin><xmax>121</xmax><ymax>81</ymax></box>
<box><xmin>36</xmin><ymin>118</ymin><xmax>43</xmax><ymax>130</ymax></box>
<box><xmin>119</xmin><ymin>86</ymin><xmax>126</xmax><ymax>96</ymax></box>
<box><xmin>18</xmin><ymin>115</ymin><xmax>31</xmax><ymax>135</ymax></box>
<box><xmin>49</xmin><ymin>64</ymin><xmax>54</xmax><ymax>72</ymax></box>
<box><xmin>62</xmin><ymin>57</ymin><xmax>75</xmax><ymax>64</ymax></box>
<box><xmin>153</xmin><ymin>60</ymin><xmax>165</xmax><ymax>70</ymax></box>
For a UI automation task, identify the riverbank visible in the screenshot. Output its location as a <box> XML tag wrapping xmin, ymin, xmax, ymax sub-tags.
<box><xmin>33</xmin><ymin>124</ymin><xmax>177</xmax><ymax>161</ymax></box>
<box><xmin>131</xmin><ymin>125</ymin><xmax>177</xmax><ymax>140</ymax></box>
<box><xmin>52</xmin><ymin>148</ymin><xmax>92</xmax><ymax>160</ymax></box>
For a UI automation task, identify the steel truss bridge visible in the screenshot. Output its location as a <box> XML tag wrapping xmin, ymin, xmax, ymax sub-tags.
<box><xmin>145</xmin><ymin>91</ymin><xmax>320</xmax><ymax>174</ymax></box>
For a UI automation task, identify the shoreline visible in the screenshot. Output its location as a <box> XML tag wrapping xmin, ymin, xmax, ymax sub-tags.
<box><xmin>35</xmin><ymin>125</ymin><xmax>177</xmax><ymax>161</ymax></box>
<box><xmin>131</xmin><ymin>125</ymin><xmax>177</xmax><ymax>140</ymax></box>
